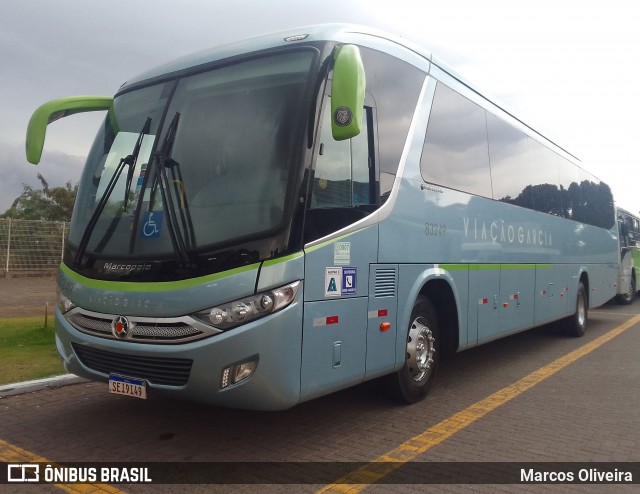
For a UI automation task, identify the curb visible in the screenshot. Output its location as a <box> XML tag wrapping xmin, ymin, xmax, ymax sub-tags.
<box><xmin>0</xmin><ymin>374</ymin><xmax>88</xmax><ymax>398</ymax></box>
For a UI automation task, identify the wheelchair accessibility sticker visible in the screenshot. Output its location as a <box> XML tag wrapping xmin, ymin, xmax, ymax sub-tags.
<box><xmin>141</xmin><ymin>211</ymin><xmax>163</xmax><ymax>238</ymax></box>
<box><xmin>325</xmin><ymin>267</ymin><xmax>357</xmax><ymax>297</ymax></box>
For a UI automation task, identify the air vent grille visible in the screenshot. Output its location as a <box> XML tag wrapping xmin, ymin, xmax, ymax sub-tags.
<box><xmin>374</xmin><ymin>269</ymin><xmax>396</xmax><ymax>298</ymax></box>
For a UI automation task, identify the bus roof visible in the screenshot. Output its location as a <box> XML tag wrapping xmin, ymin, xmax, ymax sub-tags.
<box><xmin>120</xmin><ymin>23</ymin><xmax>585</xmax><ymax>171</ymax></box>
<box><xmin>121</xmin><ymin>24</ymin><xmax>432</xmax><ymax>89</ymax></box>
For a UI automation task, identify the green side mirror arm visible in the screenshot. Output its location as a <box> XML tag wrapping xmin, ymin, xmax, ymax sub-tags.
<box><xmin>26</xmin><ymin>95</ymin><xmax>113</xmax><ymax>164</ymax></box>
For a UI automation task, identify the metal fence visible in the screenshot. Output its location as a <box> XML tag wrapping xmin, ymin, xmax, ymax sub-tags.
<box><xmin>0</xmin><ymin>219</ymin><xmax>69</xmax><ymax>277</ymax></box>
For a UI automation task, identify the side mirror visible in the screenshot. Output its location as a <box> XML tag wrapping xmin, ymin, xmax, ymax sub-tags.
<box><xmin>330</xmin><ymin>45</ymin><xmax>366</xmax><ymax>141</ymax></box>
<box><xmin>26</xmin><ymin>95</ymin><xmax>113</xmax><ymax>164</ymax></box>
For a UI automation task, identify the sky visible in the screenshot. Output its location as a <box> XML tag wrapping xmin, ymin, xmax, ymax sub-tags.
<box><xmin>1</xmin><ymin>0</ymin><xmax>639</xmax><ymax>215</ymax></box>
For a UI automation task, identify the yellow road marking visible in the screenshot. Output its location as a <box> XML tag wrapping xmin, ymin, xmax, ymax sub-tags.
<box><xmin>0</xmin><ymin>438</ymin><xmax>126</xmax><ymax>493</ymax></box>
<box><xmin>317</xmin><ymin>314</ymin><xmax>640</xmax><ymax>493</ymax></box>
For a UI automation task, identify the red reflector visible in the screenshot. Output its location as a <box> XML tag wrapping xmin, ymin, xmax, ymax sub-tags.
<box><xmin>378</xmin><ymin>309</ymin><xmax>388</xmax><ymax>317</ymax></box>
<box><xmin>380</xmin><ymin>322</ymin><xmax>391</xmax><ymax>332</ymax></box>
<box><xmin>503</xmin><ymin>302</ymin><xmax>509</xmax><ymax>308</ymax></box>
<box><xmin>326</xmin><ymin>316</ymin><xmax>339</xmax><ymax>325</ymax></box>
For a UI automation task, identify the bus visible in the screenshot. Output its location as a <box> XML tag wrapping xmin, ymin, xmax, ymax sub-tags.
<box><xmin>25</xmin><ymin>24</ymin><xmax>619</xmax><ymax>410</ymax></box>
<box><xmin>615</xmin><ymin>207</ymin><xmax>640</xmax><ymax>304</ymax></box>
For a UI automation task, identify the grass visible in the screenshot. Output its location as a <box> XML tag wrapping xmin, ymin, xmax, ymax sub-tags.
<box><xmin>0</xmin><ymin>316</ymin><xmax>65</xmax><ymax>385</ymax></box>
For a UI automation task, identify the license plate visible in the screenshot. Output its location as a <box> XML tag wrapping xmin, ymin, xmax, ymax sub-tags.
<box><xmin>108</xmin><ymin>374</ymin><xmax>147</xmax><ymax>399</ymax></box>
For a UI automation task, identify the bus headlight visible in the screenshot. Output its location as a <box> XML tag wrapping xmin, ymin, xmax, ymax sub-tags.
<box><xmin>195</xmin><ymin>280</ymin><xmax>300</xmax><ymax>330</ymax></box>
<box><xmin>57</xmin><ymin>291</ymin><xmax>76</xmax><ymax>314</ymax></box>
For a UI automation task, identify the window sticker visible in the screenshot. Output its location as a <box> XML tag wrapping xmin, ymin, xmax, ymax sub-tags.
<box><xmin>334</xmin><ymin>242</ymin><xmax>350</xmax><ymax>265</ymax></box>
<box><xmin>325</xmin><ymin>267</ymin><xmax>343</xmax><ymax>297</ymax></box>
<box><xmin>324</xmin><ymin>266</ymin><xmax>357</xmax><ymax>297</ymax></box>
<box><xmin>342</xmin><ymin>267</ymin><xmax>357</xmax><ymax>295</ymax></box>
<box><xmin>141</xmin><ymin>211</ymin><xmax>163</xmax><ymax>238</ymax></box>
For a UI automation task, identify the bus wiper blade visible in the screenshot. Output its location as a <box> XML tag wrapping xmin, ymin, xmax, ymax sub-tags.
<box><xmin>135</xmin><ymin>112</ymin><xmax>193</xmax><ymax>267</ymax></box>
<box><xmin>73</xmin><ymin>118</ymin><xmax>152</xmax><ymax>269</ymax></box>
<box><xmin>156</xmin><ymin>154</ymin><xmax>190</xmax><ymax>266</ymax></box>
<box><xmin>123</xmin><ymin>117</ymin><xmax>151</xmax><ymax>212</ymax></box>
<box><xmin>147</xmin><ymin>112</ymin><xmax>178</xmax><ymax>212</ymax></box>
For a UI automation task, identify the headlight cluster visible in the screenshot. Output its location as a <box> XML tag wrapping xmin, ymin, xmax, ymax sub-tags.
<box><xmin>57</xmin><ymin>290</ymin><xmax>76</xmax><ymax>314</ymax></box>
<box><xmin>195</xmin><ymin>280</ymin><xmax>300</xmax><ymax>331</ymax></box>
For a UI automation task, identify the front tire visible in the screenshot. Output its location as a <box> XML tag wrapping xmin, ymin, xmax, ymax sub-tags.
<box><xmin>387</xmin><ymin>296</ymin><xmax>439</xmax><ymax>404</ymax></box>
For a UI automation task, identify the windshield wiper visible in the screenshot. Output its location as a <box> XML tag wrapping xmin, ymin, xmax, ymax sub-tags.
<box><xmin>73</xmin><ymin>118</ymin><xmax>152</xmax><ymax>268</ymax></box>
<box><xmin>123</xmin><ymin>117</ymin><xmax>151</xmax><ymax>212</ymax></box>
<box><xmin>131</xmin><ymin>113</ymin><xmax>195</xmax><ymax>267</ymax></box>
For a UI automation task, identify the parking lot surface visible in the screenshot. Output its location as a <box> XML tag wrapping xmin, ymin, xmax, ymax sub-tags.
<box><xmin>0</xmin><ymin>276</ymin><xmax>57</xmax><ymax>317</ymax></box>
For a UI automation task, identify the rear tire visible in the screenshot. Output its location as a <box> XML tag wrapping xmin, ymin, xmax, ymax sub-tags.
<box><xmin>565</xmin><ymin>282</ymin><xmax>588</xmax><ymax>337</ymax></box>
<box><xmin>386</xmin><ymin>296</ymin><xmax>439</xmax><ymax>404</ymax></box>
<box><xmin>616</xmin><ymin>277</ymin><xmax>636</xmax><ymax>305</ymax></box>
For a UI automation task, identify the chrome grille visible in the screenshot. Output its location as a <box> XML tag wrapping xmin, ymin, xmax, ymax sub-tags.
<box><xmin>72</xmin><ymin>343</ymin><xmax>192</xmax><ymax>386</ymax></box>
<box><xmin>69</xmin><ymin>313</ymin><xmax>112</xmax><ymax>334</ymax></box>
<box><xmin>66</xmin><ymin>308</ymin><xmax>221</xmax><ymax>344</ymax></box>
<box><xmin>130</xmin><ymin>324</ymin><xmax>202</xmax><ymax>339</ymax></box>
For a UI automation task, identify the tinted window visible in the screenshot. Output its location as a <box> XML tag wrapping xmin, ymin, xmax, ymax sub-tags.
<box><xmin>557</xmin><ymin>157</ymin><xmax>580</xmax><ymax>219</ymax></box>
<box><xmin>528</xmin><ymin>141</ymin><xmax>562</xmax><ymax>216</ymax></box>
<box><xmin>421</xmin><ymin>83</ymin><xmax>492</xmax><ymax>197</ymax></box>
<box><xmin>310</xmin><ymin>103</ymin><xmax>372</xmax><ymax>208</ymax></box>
<box><xmin>487</xmin><ymin>113</ymin><xmax>535</xmax><ymax>209</ymax></box>
<box><xmin>359</xmin><ymin>47</ymin><xmax>425</xmax><ymax>202</ymax></box>
<box><xmin>572</xmin><ymin>170</ymin><xmax>615</xmax><ymax>229</ymax></box>
<box><xmin>417</xmin><ymin>81</ymin><xmax>614</xmax><ymax>229</ymax></box>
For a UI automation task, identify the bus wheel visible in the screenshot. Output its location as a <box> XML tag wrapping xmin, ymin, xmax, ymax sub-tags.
<box><xmin>616</xmin><ymin>277</ymin><xmax>636</xmax><ymax>305</ymax></box>
<box><xmin>565</xmin><ymin>282</ymin><xmax>588</xmax><ymax>337</ymax></box>
<box><xmin>387</xmin><ymin>296</ymin><xmax>439</xmax><ymax>404</ymax></box>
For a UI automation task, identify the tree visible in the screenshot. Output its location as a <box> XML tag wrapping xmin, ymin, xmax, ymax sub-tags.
<box><xmin>1</xmin><ymin>174</ymin><xmax>77</xmax><ymax>221</ymax></box>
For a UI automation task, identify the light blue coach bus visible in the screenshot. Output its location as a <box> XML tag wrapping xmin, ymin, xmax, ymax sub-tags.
<box><xmin>26</xmin><ymin>24</ymin><xmax>618</xmax><ymax>410</ymax></box>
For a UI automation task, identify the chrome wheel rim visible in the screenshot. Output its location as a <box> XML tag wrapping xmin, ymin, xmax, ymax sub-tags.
<box><xmin>577</xmin><ymin>293</ymin><xmax>586</xmax><ymax>328</ymax></box>
<box><xmin>407</xmin><ymin>317</ymin><xmax>436</xmax><ymax>382</ymax></box>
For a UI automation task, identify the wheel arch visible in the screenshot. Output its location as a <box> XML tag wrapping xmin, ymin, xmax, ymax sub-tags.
<box><xmin>396</xmin><ymin>267</ymin><xmax>461</xmax><ymax>369</ymax></box>
<box><xmin>418</xmin><ymin>279</ymin><xmax>459</xmax><ymax>358</ymax></box>
<box><xmin>578</xmin><ymin>270</ymin><xmax>590</xmax><ymax>306</ymax></box>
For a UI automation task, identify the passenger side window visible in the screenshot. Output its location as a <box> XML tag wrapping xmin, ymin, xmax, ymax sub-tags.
<box><xmin>421</xmin><ymin>83</ymin><xmax>492</xmax><ymax>198</ymax></box>
<box><xmin>304</xmin><ymin>98</ymin><xmax>375</xmax><ymax>243</ymax></box>
<box><xmin>310</xmin><ymin>100</ymin><xmax>374</xmax><ymax>209</ymax></box>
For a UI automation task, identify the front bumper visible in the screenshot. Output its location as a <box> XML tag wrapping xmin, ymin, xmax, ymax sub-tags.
<box><xmin>54</xmin><ymin>292</ymin><xmax>304</xmax><ymax>411</ymax></box>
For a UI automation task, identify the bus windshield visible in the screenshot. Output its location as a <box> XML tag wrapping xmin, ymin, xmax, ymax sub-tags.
<box><xmin>68</xmin><ymin>49</ymin><xmax>316</xmax><ymax>279</ymax></box>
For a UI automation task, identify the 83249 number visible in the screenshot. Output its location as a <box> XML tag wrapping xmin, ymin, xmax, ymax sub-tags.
<box><xmin>425</xmin><ymin>223</ymin><xmax>447</xmax><ymax>236</ymax></box>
